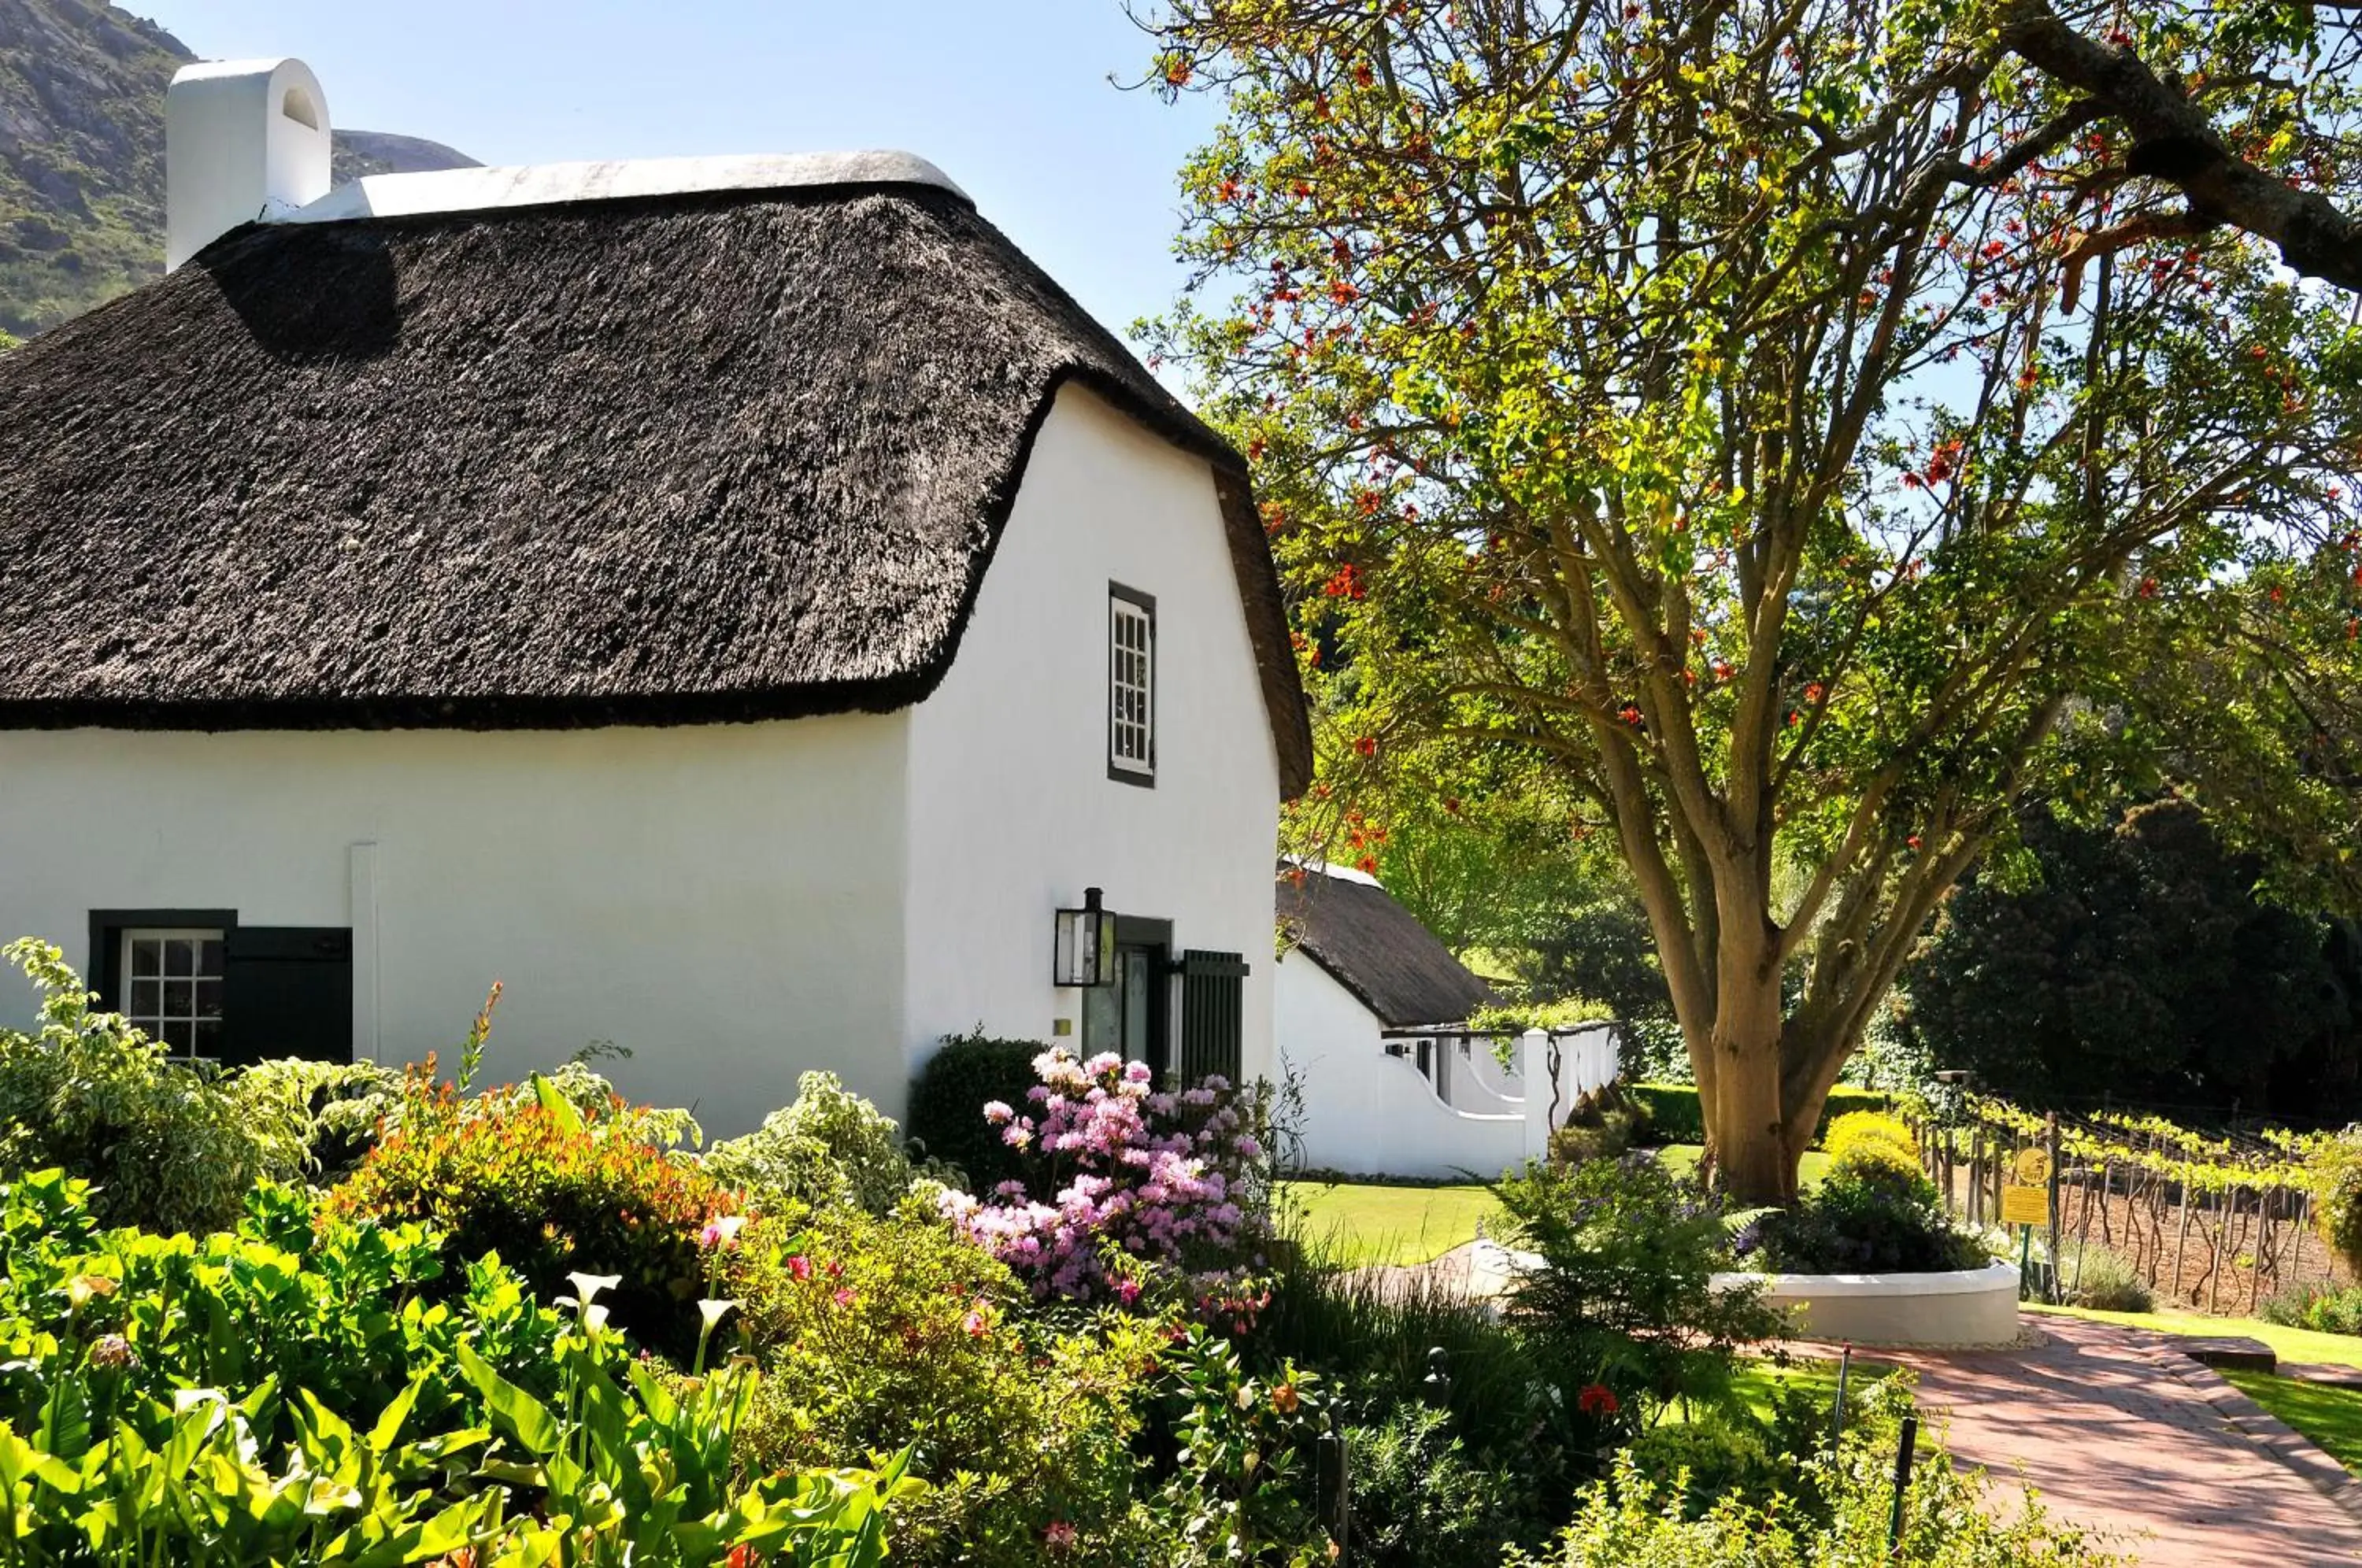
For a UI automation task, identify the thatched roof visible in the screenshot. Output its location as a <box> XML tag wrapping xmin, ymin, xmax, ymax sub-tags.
<box><xmin>1277</xmin><ymin>865</ymin><xmax>1494</xmax><ymax>1029</ymax></box>
<box><xmin>0</xmin><ymin>175</ymin><xmax>1312</xmax><ymax>793</ymax></box>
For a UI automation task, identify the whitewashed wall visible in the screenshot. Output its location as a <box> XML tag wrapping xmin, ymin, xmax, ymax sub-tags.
<box><xmin>0</xmin><ymin>719</ymin><xmax>911</xmax><ymax>1133</ymax></box>
<box><xmin>902</xmin><ymin>385</ymin><xmax>1283</xmax><ymax>1084</ymax></box>
<box><xmin>1277</xmin><ymin>955</ymin><xmax>1530</xmax><ymax>1180</ymax></box>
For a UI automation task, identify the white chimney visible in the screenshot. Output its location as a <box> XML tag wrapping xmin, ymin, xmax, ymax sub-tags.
<box><xmin>166</xmin><ymin>58</ymin><xmax>334</xmax><ymax>271</ymax></box>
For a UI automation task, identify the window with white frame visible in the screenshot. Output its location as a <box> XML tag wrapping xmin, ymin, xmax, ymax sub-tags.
<box><xmin>119</xmin><ymin>928</ymin><xmax>225</xmax><ymax>1060</ymax></box>
<box><xmin>1109</xmin><ymin>585</ymin><xmax>1156</xmax><ymax>783</ymax></box>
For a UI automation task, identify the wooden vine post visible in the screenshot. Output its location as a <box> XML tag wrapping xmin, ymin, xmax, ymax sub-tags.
<box><xmin>2045</xmin><ymin>1112</ymin><xmax>2062</xmax><ymax>1307</ymax></box>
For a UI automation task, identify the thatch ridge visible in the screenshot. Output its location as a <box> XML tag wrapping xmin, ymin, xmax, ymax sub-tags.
<box><xmin>0</xmin><ymin>180</ymin><xmax>1312</xmax><ymax>794</ymax></box>
<box><xmin>1276</xmin><ymin>868</ymin><xmax>1494</xmax><ymax>1029</ymax></box>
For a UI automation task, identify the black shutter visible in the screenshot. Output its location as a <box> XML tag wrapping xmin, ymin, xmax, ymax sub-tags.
<box><xmin>223</xmin><ymin>927</ymin><xmax>353</xmax><ymax>1068</ymax></box>
<box><xmin>1178</xmin><ymin>949</ymin><xmax>1248</xmax><ymax>1084</ymax></box>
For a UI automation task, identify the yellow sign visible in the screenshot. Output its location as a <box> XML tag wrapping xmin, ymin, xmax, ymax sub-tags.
<box><xmin>2012</xmin><ymin>1148</ymin><xmax>2053</xmax><ymax>1188</ymax></box>
<box><xmin>2000</xmin><ymin>1185</ymin><xmax>2051</xmax><ymax>1227</ymax></box>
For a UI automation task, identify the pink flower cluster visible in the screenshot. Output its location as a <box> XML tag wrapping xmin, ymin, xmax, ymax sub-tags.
<box><xmin>939</xmin><ymin>1050</ymin><xmax>1268</xmax><ymax>1303</ymax></box>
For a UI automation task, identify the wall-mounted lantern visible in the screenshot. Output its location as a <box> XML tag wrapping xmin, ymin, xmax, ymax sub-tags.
<box><xmin>1053</xmin><ymin>887</ymin><xmax>1116</xmax><ymax>988</ymax></box>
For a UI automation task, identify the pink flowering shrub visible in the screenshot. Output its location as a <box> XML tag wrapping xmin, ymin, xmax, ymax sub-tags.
<box><xmin>938</xmin><ymin>1049</ymin><xmax>1272</xmax><ymax>1304</ymax></box>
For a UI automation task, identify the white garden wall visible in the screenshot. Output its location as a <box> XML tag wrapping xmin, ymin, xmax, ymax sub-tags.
<box><xmin>1279</xmin><ymin>956</ymin><xmax>1525</xmax><ymax>1180</ymax></box>
<box><xmin>1278</xmin><ymin>956</ymin><xmax>1621</xmax><ymax>1180</ymax></box>
<box><xmin>902</xmin><ymin>384</ymin><xmax>1283</xmax><ymax>1083</ymax></box>
<box><xmin>0</xmin><ymin>719</ymin><xmax>911</xmax><ymax>1133</ymax></box>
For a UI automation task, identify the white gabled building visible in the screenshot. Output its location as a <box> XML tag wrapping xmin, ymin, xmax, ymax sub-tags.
<box><xmin>0</xmin><ymin>60</ymin><xmax>1312</xmax><ymax>1132</ymax></box>
<box><xmin>1276</xmin><ymin>863</ymin><xmax>1618</xmax><ymax>1179</ymax></box>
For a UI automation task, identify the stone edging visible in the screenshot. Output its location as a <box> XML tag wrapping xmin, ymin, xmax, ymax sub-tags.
<box><xmin>2123</xmin><ymin>1329</ymin><xmax>2362</xmax><ymax>1529</ymax></box>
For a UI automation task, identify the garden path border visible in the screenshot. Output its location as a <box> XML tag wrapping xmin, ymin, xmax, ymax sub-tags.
<box><xmin>2128</xmin><ymin>1329</ymin><xmax>2362</xmax><ymax>1528</ymax></box>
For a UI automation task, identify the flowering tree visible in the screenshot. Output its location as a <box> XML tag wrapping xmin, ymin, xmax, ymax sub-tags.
<box><xmin>1138</xmin><ymin>0</ymin><xmax>2362</xmax><ymax>1202</ymax></box>
<box><xmin>938</xmin><ymin>1050</ymin><xmax>1269</xmax><ymax>1303</ymax></box>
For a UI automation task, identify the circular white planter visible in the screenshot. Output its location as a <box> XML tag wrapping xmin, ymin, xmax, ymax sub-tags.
<box><xmin>1711</xmin><ymin>1260</ymin><xmax>2021</xmax><ymax>1348</ymax></box>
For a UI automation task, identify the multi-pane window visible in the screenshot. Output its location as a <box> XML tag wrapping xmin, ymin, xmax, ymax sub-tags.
<box><xmin>1109</xmin><ymin>586</ymin><xmax>1156</xmax><ymax>783</ymax></box>
<box><xmin>119</xmin><ymin>929</ymin><xmax>225</xmax><ymax>1060</ymax></box>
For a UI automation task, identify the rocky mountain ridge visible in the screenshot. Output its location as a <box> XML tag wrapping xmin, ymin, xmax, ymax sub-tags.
<box><xmin>0</xmin><ymin>0</ymin><xmax>473</xmax><ymax>335</ymax></box>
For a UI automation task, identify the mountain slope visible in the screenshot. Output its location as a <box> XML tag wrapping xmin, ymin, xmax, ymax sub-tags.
<box><xmin>0</xmin><ymin>0</ymin><xmax>473</xmax><ymax>335</ymax></box>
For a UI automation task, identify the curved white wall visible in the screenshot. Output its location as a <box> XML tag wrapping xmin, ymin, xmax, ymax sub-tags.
<box><xmin>0</xmin><ymin>719</ymin><xmax>909</xmax><ymax>1133</ymax></box>
<box><xmin>1279</xmin><ymin>955</ymin><xmax>1529</xmax><ymax>1181</ymax></box>
<box><xmin>902</xmin><ymin>385</ymin><xmax>1282</xmax><ymax>1084</ymax></box>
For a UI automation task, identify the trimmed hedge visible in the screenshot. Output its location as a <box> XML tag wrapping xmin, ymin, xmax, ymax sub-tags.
<box><xmin>905</xmin><ymin>1032</ymin><xmax>1044</xmax><ymax>1193</ymax></box>
<box><xmin>1627</xmin><ymin>1082</ymin><xmax>1892</xmax><ymax>1149</ymax></box>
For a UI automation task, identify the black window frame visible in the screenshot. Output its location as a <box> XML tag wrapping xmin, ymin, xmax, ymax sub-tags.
<box><xmin>89</xmin><ymin>908</ymin><xmax>238</xmax><ymax>1016</ymax></box>
<box><xmin>86</xmin><ymin>908</ymin><xmax>353</xmax><ymax>1068</ymax></box>
<box><xmin>1107</xmin><ymin>582</ymin><xmax>1157</xmax><ymax>788</ymax></box>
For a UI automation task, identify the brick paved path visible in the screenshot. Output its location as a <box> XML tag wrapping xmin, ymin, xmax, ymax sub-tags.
<box><xmin>1879</xmin><ymin>1315</ymin><xmax>2360</xmax><ymax>1565</ymax></box>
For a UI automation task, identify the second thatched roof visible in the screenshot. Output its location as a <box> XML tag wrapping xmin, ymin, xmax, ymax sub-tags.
<box><xmin>0</xmin><ymin>174</ymin><xmax>1312</xmax><ymax>793</ymax></box>
<box><xmin>1277</xmin><ymin>864</ymin><xmax>1494</xmax><ymax>1029</ymax></box>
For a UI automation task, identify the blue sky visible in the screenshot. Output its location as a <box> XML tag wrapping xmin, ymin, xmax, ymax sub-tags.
<box><xmin>131</xmin><ymin>2</ymin><xmax>1220</xmax><ymax>342</ymax></box>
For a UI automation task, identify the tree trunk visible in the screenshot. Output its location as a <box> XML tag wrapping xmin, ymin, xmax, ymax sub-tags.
<box><xmin>1695</xmin><ymin>930</ymin><xmax>1807</xmax><ymax>1207</ymax></box>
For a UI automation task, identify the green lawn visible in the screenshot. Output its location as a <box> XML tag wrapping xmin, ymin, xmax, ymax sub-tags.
<box><xmin>2024</xmin><ymin>1302</ymin><xmax>2362</xmax><ymax>1373</ymax></box>
<box><xmin>1279</xmin><ymin>1181</ymin><xmax>1503</xmax><ymax>1267</ymax></box>
<box><xmin>2222</xmin><ymin>1371</ymin><xmax>2362</xmax><ymax>1477</ymax></box>
<box><xmin>1286</xmin><ymin>1145</ymin><xmax>1836</xmax><ymax>1267</ymax></box>
<box><xmin>1657</xmin><ymin>1145</ymin><xmax>1833</xmax><ymax>1191</ymax></box>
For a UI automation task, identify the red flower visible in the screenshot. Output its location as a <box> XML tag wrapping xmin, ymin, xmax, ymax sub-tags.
<box><xmin>1577</xmin><ymin>1383</ymin><xmax>1620</xmax><ymax>1418</ymax></box>
<box><xmin>1353</xmin><ymin>734</ymin><xmax>1378</xmax><ymax>757</ymax></box>
<box><xmin>1804</xmin><ymin>682</ymin><xmax>1825</xmax><ymax>704</ymax></box>
<box><xmin>787</xmin><ymin>1255</ymin><xmax>813</xmax><ymax>1282</ymax></box>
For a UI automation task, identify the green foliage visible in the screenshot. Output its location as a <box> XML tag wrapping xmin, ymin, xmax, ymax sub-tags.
<box><xmin>1467</xmin><ymin>996</ymin><xmax>1615</xmax><ymax>1035</ymax></box>
<box><xmin>1150</xmin><ymin>1326</ymin><xmax>1336</xmax><ymax>1567</ymax></box>
<box><xmin>2309</xmin><ymin>1130</ymin><xmax>2362</xmax><ymax>1276</ymax></box>
<box><xmin>229</xmin><ymin>1057</ymin><xmax>407</xmax><ymax>1182</ymax></box>
<box><xmin>1750</xmin><ymin>1166</ymin><xmax>1989</xmax><ymax>1276</ymax></box>
<box><xmin>705</xmin><ymin>1071</ymin><xmax>933</xmax><ymax>1216</ymax></box>
<box><xmin>328</xmin><ymin>1071</ymin><xmax>739</xmax><ymax>1356</ymax></box>
<box><xmin>1492</xmin><ymin>1156</ymin><xmax>1784</xmax><ymax>1412</ymax></box>
<box><xmin>1511</xmin><ymin>1379</ymin><xmax>2120</xmax><ymax>1565</ymax></box>
<box><xmin>0</xmin><ymin>941</ymin><xmax>302</xmax><ymax>1233</ymax></box>
<box><xmin>0</xmin><ymin>1170</ymin><xmax>562</xmax><ymax>1444</ymax></box>
<box><xmin>1627</xmin><ymin>1084</ymin><xmax>1890</xmax><ymax>1149</ymax></box>
<box><xmin>727</xmin><ymin>1208</ymin><xmax>1152</xmax><ymax>1566</ymax></box>
<box><xmin>2262</xmin><ymin>1280</ymin><xmax>2362</xmax><ymax>1337</ymax></box>
<box><xmin>1822</xmin><ymin>1111</ymin><xmax>1921</xmax><ymax>1182</ymax></box>
<box><xmin>905</xmin><ymin>1032</ymin><xmax>1042</xmax><ymax>1193</ymax></box>
<box><xmin>1342</xmin><ymin>1406</ymin><xmax>1542</xmax><ymax>1568</ymax></box>
<box><xmin>1546</xmin><ymin>1082</ymin><xmax>1649</xmax><ymax>1167</ymax></box>
<box><xmin>1903</xmin><ymin>801</ymin><xmax>2362</xmax><ymax>1122</ymax></box>
<box><xmin>0</xmin><ymin>1170</ymin><xmax>916</xmax><ymax>1565</ymax></box>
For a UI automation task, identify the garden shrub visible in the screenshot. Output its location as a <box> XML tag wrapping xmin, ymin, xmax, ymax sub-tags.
<box><xmin>1493</xmin><ymin>1154</ymin><xmax>1785</xmax><ymax>1412</ymax></box>
<box><xmin>1546</xmin><ymin>1081</ymin><xmax>1646</xmax><ymax>1166</ymax></box>
<box><xmin>1344</xmin><ymin>1406</ymin><xmax>1545</xmax><ymax>1568</ymax></box>
<box><xmin>2262</xmin><ymin>1279</ymin><xmax>2362</xmax><ymax>1336</ymax></box>
<box><xmin>705</xmin><ymin>1069</ymin><xmax>934</xmax><ymax>1215</ymax></box>
<box><xmin>0</xmin><ymin>941</ymin><xmax>302</xmax><ymax>1233</ymax></box>
<box><xmin>2058</xmin><ymin>1240</ymin><xmax>2154</xmax><ymax>1314</ymax></box>
<box><xmin>0</xmin><ymin>1185</ymin><xmax>915</xmax><ymax>1567</ymax></box>
<box><xmin>1507</xmin><ymin>1379</ymin><xmax>2120</xmax><ymax>1566</ymax></box>
<box><xmin>1248</xmin><ymin>1228</ymin><xmax>1579</xmax><ymax>1508</ymax></box>
<box><xmin>727</xmin><ymin>1207</ymin><xmax>1153</xmax><ymax>1566</ymax></box>
<box><xmin>906</xmin><ymin>1030</ymin><xmax>1042</xmax><ymax>1191</ymax></box>
<box><xmin>2311</xmin><ymin>1129</ymin><xmax>2362</xmax><ymax>1275</ymax></box>
<box><xmin>0</xmin><ymin>1170</ymin><xmax>564</xmax><ymax>1444</ymax></box>
<box><xmin>231</xmin><ymin>1056</ymin><xmax>406</xmax><ymax>1182</ymax></box>
<box><xmin>1145</xmin><ymin>1326</ymin><xmax>1338</xmax><ymax>1566</ymax></box>
<box><xmin>1627</xmin><ymin>1082</ymin><xmax>1890</xmax><ymax>1148</ymax></box>
<box><xmin>1747</xmin><ymin>1164</ymin><xmax>1988</xmax><ymax>1274</ymax></box>
<box><xmin>937</xmin><ymin>1048</ymin><xmax>1270</xmax><ymax>1304</ymax></box>
<box><xmin>1823</xmin><ymin>1110</ymin><xmax>1922</xmax><ymax>1181</ymax></box>
<box><xmin>328</xmin><ymin>1071</ymin><xmax>741</xmax><ymax>1355</ymax></box>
